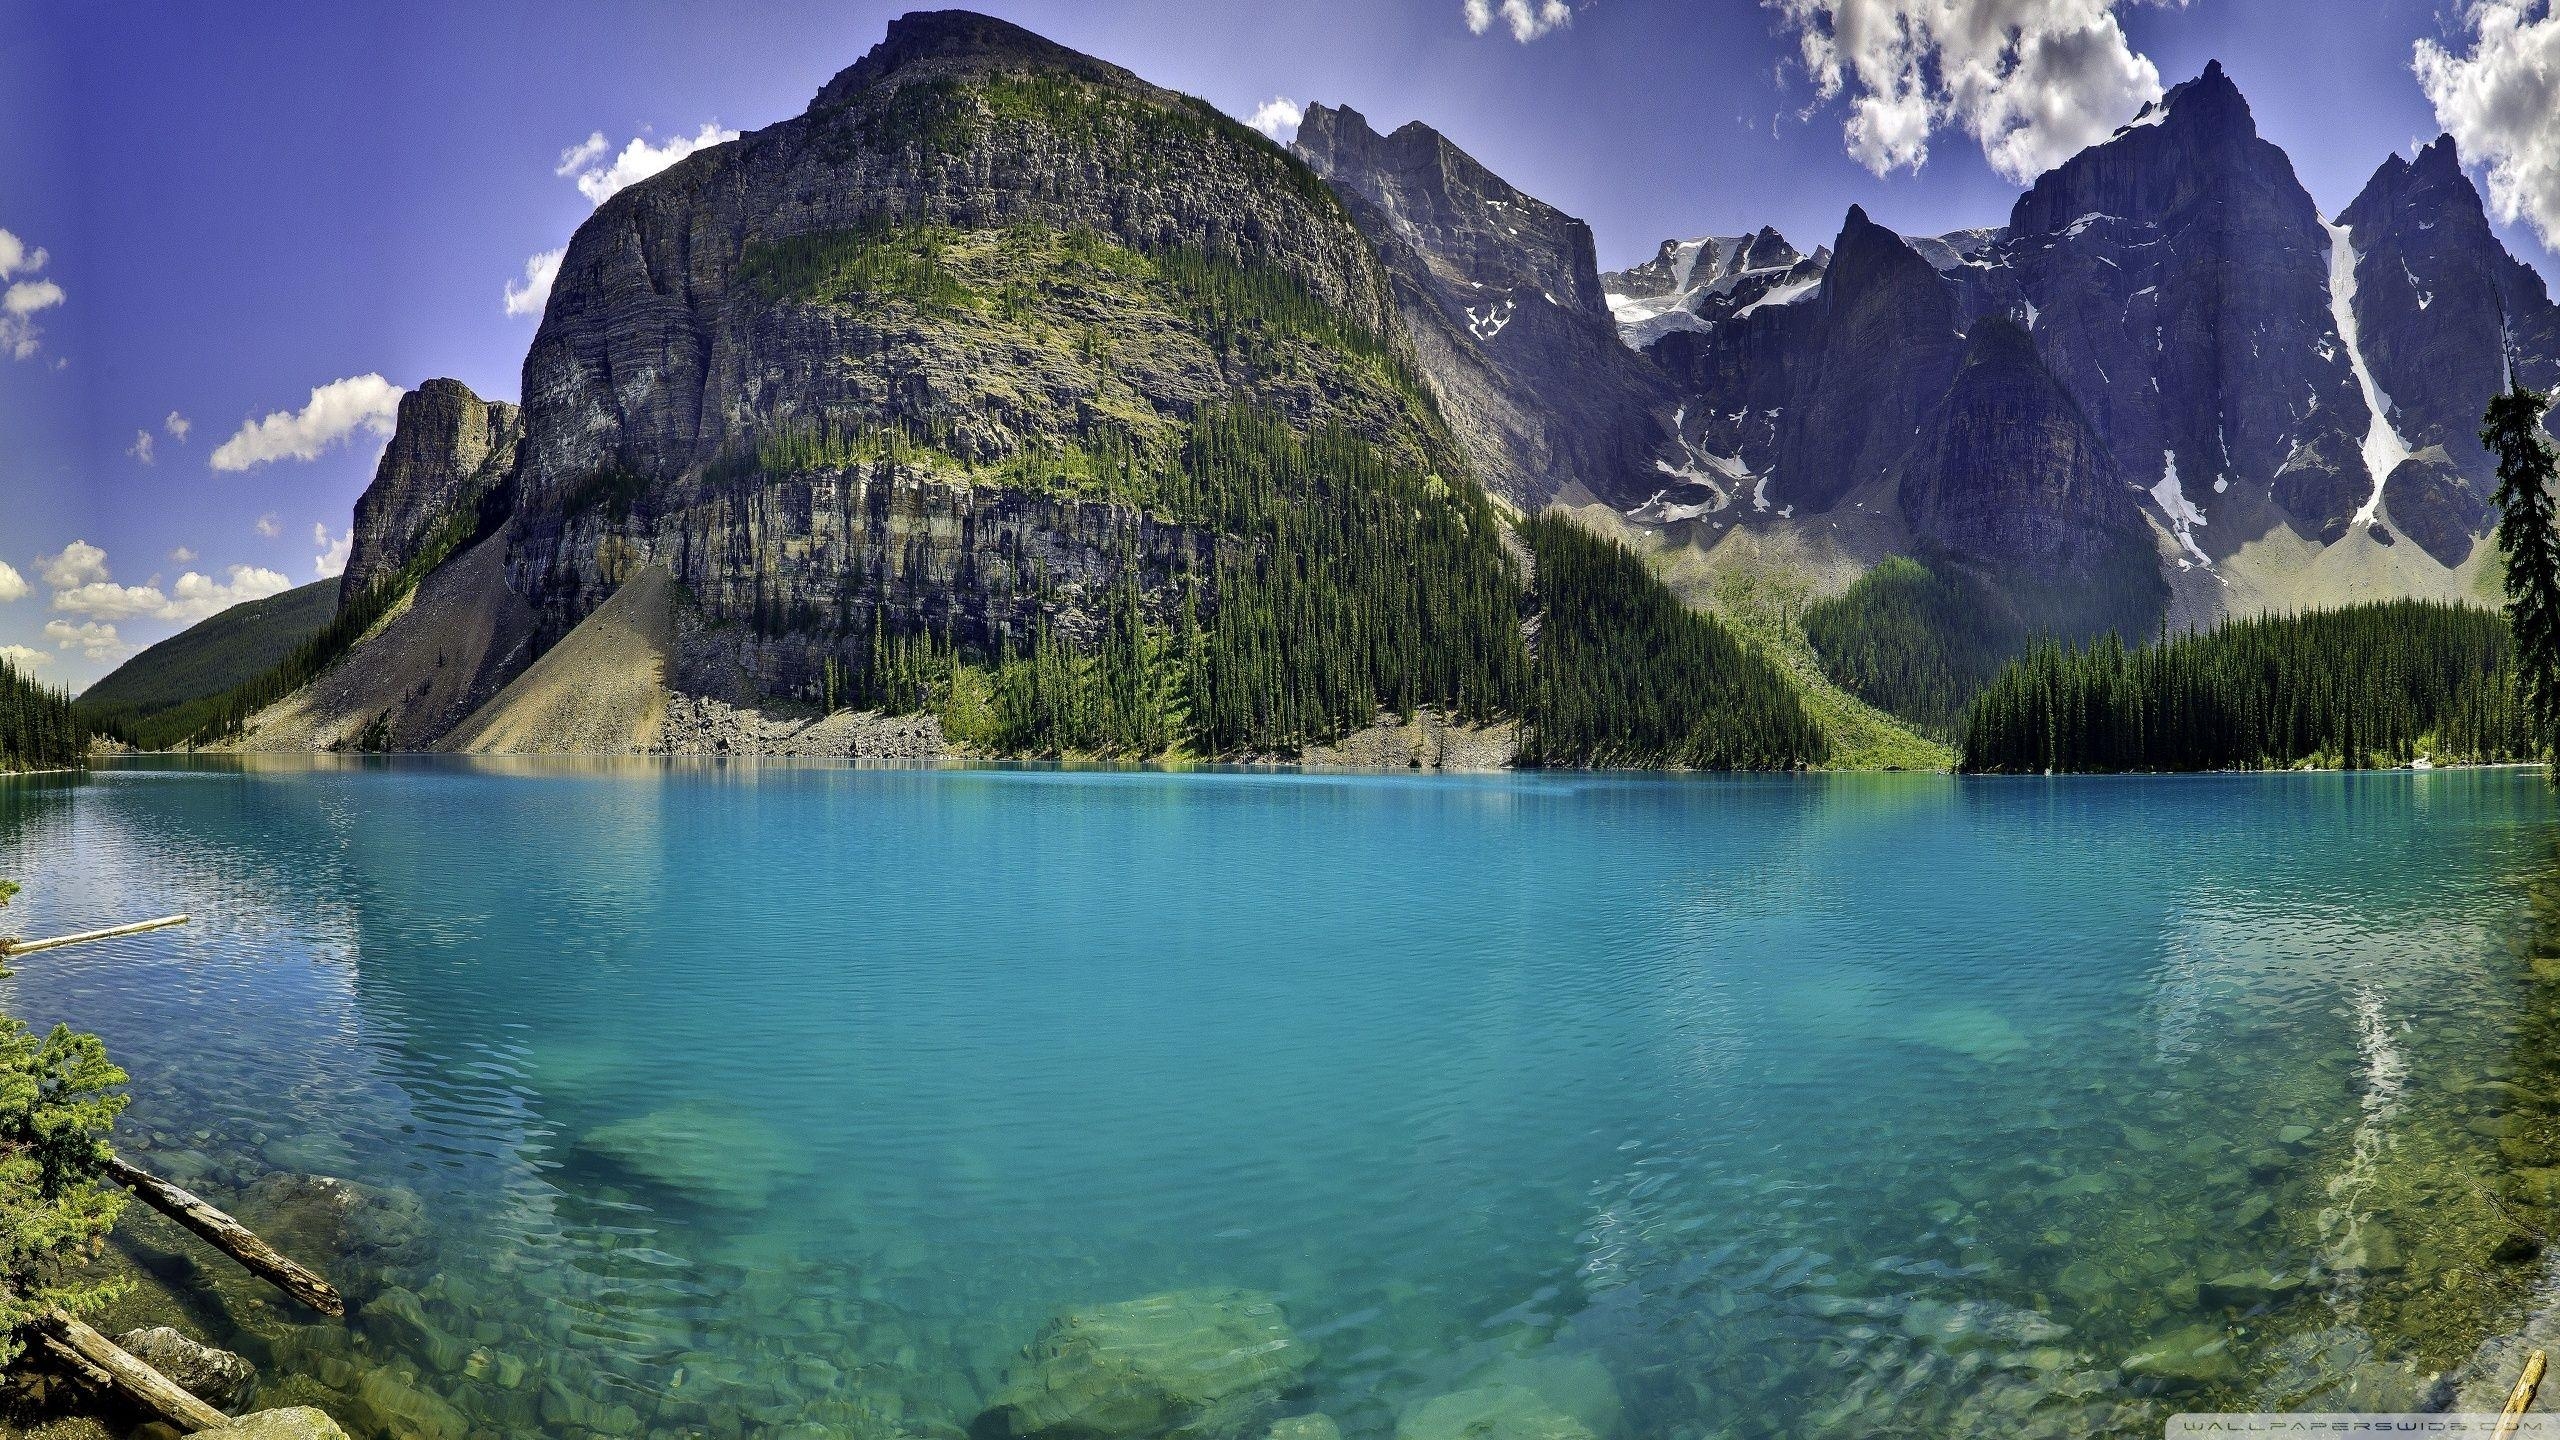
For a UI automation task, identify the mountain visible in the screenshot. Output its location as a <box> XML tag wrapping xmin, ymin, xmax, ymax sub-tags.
<box><xmin>2334</xmin><ymin>134</ymin><xmax>2560</xmax><ymax>564</ymax></box>
<box><xmin>1292</xmin><ymin>103</ymin><xmax>1671</xmax><ymax>508</ymax></box>
<box><xmin>194</xmin><ymin>9</ymin><xmax>1819</xmax><ymax>769</ymax></box>
<box><xmin>75</xmin><ymin>576</ymin><xmax>341</xmax><ymax>740</ymax></box>
<box><xmin>1592</xmin><ymin>58</ymin><xmax>2553</xmax><ymax>732</ymax></box>
<box><xmin>343</xmin><ymin>379</ymin><xmax>519</xmax><ymax>601</ymax></box>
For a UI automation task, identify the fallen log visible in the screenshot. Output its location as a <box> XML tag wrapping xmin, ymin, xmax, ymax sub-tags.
<box><xmin>25</xmin><ymin>1305</ymin><xmax>229</xmax><ymax>1433</ymax></box>
<box><xmin>1</xmin><ymin>914</ymin><xmax>190</xmax><ymax>959</ymax></box>
<box><xmin>2498</xmin><ymin>1348</ymin><xmax>2548</xmax><ymax>1440</ymax></box>
<box><xmin>103</xmin><ymin>1155</ymin><xmax>343</xmax><ymax>1317</ymax></box>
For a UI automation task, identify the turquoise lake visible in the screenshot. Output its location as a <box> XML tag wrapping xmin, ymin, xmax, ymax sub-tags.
<box><xmin>9</xmin><ymin>759</ymin><xmax>2560</xmax><ymax>1439</ymax></box>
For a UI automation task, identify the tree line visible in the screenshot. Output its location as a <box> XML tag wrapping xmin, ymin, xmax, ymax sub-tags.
<box><xmin>0</xmin><ymin>657</ymin><xmax>80</xmax><ymax>772</ymax></box>
<box><xmin>1958</xmin><ymin>601</ymin><xmax>2530</xmax><ymax>773</ymax></box>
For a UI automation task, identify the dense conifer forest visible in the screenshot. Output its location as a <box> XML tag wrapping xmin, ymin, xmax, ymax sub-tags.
<box><xmin>1517</xmin><ymin>516</ymin><xmax>1826</xmax><ymax>769</ymax></box>
<box><xmin>1802</xmin><ymin>557</ymin><xmax>2020</xmax><ymax>736</ymax></box>
<box><xmin>1959</xmin><ymin>600</ymin><xmax>2529</xmax><ymax>773</ymax></box>
<box><xmin>0</xmin><ymin>658</ymin><xmax>81</xmax><ymax>772</ymax></box>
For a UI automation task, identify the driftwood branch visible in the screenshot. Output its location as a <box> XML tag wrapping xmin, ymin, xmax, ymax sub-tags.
<box><xmin>19</xmin><ymin>1303</ymin><xmax>229</xmax><ymax>1433</ymax></box>
<box><xmin>0</xmin><ymin>914</ymin><xmax>190</xmax><ymax>959</ymax></box>
<box><xmin>2498</xmin><ymin>1348</ymin><xmax>2548</xmax><ymax>1440</ymax></box>
<box><xmin>103</xmin><ymin>1155</ymin><xmax>343</xmax><ymax>1316</ymax></box>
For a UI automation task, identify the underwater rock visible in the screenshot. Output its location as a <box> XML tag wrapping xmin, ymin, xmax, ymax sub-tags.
<box><xmin>2121</xmin><ymin>1324</ymin><xmax>2240</xmax><ymax>1388</ymax></box>
<box><xmin>193</xmin><ymin>1410</ymin><xmax>351</xmax><ymax>1438</ymax></box>
<box><xmin>1898</xmin><ymin>1298</ymin><xmax>2067</xmax><ymax>1348</ymax></box>
<box><xmin>1462</xmin><ymin>1352</ymin><xmax>1620</xmax><ymax>1437</ymax></box>
<box><xmin>1395</xmin><ymin>1384</ymin><xmax>1598</xmax><ymax>1440</ymax></box>
<box><xmin>1266</xmin><ymin>1419</ymin><xmax>1343</xmax><ymax>1440</ymax></box>
<box><xmin>2339</xmin><ymin>1224</ymin><xmax>2405</xmax><ymax>1273</ymax></box>
<box><xmin>113</xmin><ymin>1326</ymin><xmax>256</xmax><ymax>1409</ymax></box>
<box><xmin>349</xmin><ymin>1366</ymin><xmax>469</xmax><ymax>1440</ymax></box>
<box><xmin>235</xmin><ymin>1174</ymin><xmax>427</xmax><ymax>1273</ymax></box>
<box><xmin>572</xmin><ymin>1101</ymin><xmax>803</xmax><ymax>1211</ymax></box>
<box><xmin>2200</xmin><ymin>1267</ymin><xmax>2305</xmax><ymax>1308</ymax></box>
<box><xmin>972</xmin><ymin>1289</ymin><xmax>1314</xmax><ymax>1439</ymax></box>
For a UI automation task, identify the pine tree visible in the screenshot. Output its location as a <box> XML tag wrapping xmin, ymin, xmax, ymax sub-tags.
<box><xmin>2490</xmin><ymin>384</ymin><xmax>2560</xmax><ymax>761</ymax></box>
<box><xmin>0</xmin><ymin>880</ymin><xmax>131</xmax><ymax>1364</ymax></box>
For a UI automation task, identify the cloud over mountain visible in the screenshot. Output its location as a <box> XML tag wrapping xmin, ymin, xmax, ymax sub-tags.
<box><xmin>210</xmin><ymin>374</ymin><xmax>405</xmax><ymax>471</ymax></box>
<box><xmin>1770</xmin><ymin>0</ymin><xmax>2176</xmax><ymax>182</ymax></box>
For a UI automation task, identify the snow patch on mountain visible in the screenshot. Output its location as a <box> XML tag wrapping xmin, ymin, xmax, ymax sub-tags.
<box><xmin>2152</xmin><ymin>450</ymin><xmax>2211</xmax><ymax>567</ymax></box>
<box><xmin>2323</xmin><ymin>219</ymin><xmax>2415</xmax><ymax>528</ymax></box>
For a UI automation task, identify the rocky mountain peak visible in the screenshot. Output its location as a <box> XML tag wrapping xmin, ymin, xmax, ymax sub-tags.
<box><xmin>1296</xmin><ymin>103</ymin><xmax>1608</xmax><ymax>317</ymax></box>
<box><xmin>342</xmin><ymin>378</ymin><xmax>518</xmax><ymax>605</ymax></box>
<box><xmin>812</xmin><ymin>9</ymin><xmax>1150</xmax><ymax>112</ymax></box>
<box><xmin>2010</xmin><ymin>61</ymin><xmax>2306</xmax><ymax>238</ymax></box>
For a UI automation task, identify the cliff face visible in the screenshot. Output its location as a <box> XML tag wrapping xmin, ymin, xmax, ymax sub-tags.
<box><xmin>341</xmin><ymin>379</ymin><xmax>519</xmax><ymax>603</ymax></box>
<box><xmin>507</xmin><ymin>10</ymin><xmax>1451</xmax><ymax>697</ymax></box>
<box><xmin>1293</xmin><ymin>103</ymin><xmax>1672</xmax><ymax>509</ymax></box>
<box><xmin>1901</xmin><ymin>320</ymin><xmax>2166</xmax><ymax>636</ymax></box>
<box><xmin>2336</xmin><ymin>135</ymin><xmax>2560</xmax><ymax>564</ymax></box>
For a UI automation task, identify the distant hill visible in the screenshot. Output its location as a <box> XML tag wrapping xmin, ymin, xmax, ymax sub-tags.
<box><xmin>78</xmin><ymin>576</ymin><xmax>340</xmax><ymax>737</ymax></box>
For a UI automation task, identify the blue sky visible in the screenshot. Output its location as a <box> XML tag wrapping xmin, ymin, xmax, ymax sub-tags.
<box><xmin>1</xmin><ymin>0</ymin><xmax>2548</xmax><ymax>689</ymax></box>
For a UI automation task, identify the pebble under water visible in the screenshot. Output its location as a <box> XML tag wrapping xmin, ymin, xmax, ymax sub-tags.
<box><xmin>8</xmin><ymin>758</ymin><xmax>2560</xmax><ymax>1439</ymax></box>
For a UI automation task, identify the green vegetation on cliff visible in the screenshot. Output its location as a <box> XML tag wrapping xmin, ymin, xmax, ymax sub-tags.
<box><xmin>1960</xmin><ymin>600</ymin><xmax>2528</xmax><ymax>772</ymax></box>
<box><xmin>0</xmin><ymin>659</ymin><xmax>80</xmax><ymax>773</ymax></box>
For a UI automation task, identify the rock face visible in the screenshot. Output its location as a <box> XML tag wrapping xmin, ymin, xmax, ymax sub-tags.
<box><xmin>341</xmin><ymin>379</ymin><xmax>519</xmax><ymax>603</ymax></box>
<box><xmin>1900</xmin><ymin>319</ymin><xmax>2166</xmax><ymax>636</ymax></box>
<box><xmin>973</xmin><ymin>1289</ymin><xmax>1315</xmax><ymax>1439</ymax></box>
<box><xmin>508</xmin><ymin>9</ymin><xmax>1443</xmax><ymax>701</ymax></box>
<box><xmin>1610</xmin><ymin>61</ymin><xmax>2560</xmax><ymax>626</ymax></box>
<box><xmin>1293</xmin><ymin>104</ymin><xmax>1671</xmax><ymax>508</ymax></box>
<box><xmin>2336</xmin><ymin>134</ymin><xmax>2560</xmax><ymax>564</ymax></box>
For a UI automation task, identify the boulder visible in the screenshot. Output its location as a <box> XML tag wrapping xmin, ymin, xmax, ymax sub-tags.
<box><xmin>1266</xmin><ymin>1420</ymin><xmax>1343</xmax><ymax>1440</ymax></box>
<box><xmin>1395</xmin><ymin>1385</ymin><xmax>1597</xmax><ymax>1440</ymax></box>
<box><xmin>571</xmin><ymin>1101</ymin><xmax>804</xmax><ymax>1211</ymax></box>
<box><xmin>235</xmin><ymin>1173</ymin><xmax>427</xmax><ymax>1272</ymax></box>
<box><xmin>196</xmin><ymin>1410</ymin><xmax>350</xmax><ymax>1439</ymax></box>
<box><xmin>2122</xmin><ymin>1324</ymin><xmax>2241</xmax><ymax>1388</ymax></box>
<box><xmin>112</xmin><ymin>1326</ymin><xmax>255</xmax><ymax>1410</ymax></box>
<box><xmin>972</xmin><ymin>1289</ymin><xmax>1315</xmax><ymax>1439</ymax></box>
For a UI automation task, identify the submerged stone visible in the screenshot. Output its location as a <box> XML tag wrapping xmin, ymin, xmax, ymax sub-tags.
<box><xmin>972</xmin><ymin>1289</ymin><xmax>1314</xmax><ymax>1439</ymax></box>
<box><xmin>1266</xmin><ymin>1419</ymin><xmax>1343</xmax><ymax>1440</ymax></box>
<box><xmin>2121</xmin><ymin>1324</ymin><xmax>2240</xmax><ymax>1388</ymax></box>
<box><xmin>573</xmin><ymin>1101</ymin><xmax>802</xmax><ymax>1211</ymax></box>
<box><xmin>2200</xmin><ymin>1268</ymin><xmax>2305</xmax><ymax>1309</ymax></box>
<box><xmin>114</xmin><ymin>1326</ymin><xmax>255</xmax><ymax>1410</ymax></box>
<box><xmin>1395</xmin><ymin>1385</ymin><xmax>1598</xmax><ymax>1440</ymax></box>
<box><xmin>195</xmin><ymin>1410</ymin><xmax>350</xmax><ymax>1439</ymax></box>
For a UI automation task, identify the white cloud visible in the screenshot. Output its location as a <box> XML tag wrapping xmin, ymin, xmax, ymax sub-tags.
<box><xmin>164</xmin><ymin>410</ymin><xmax>190</xmax><ymax>442</ymax></box>
<box><xmin>255</xmin><ymin>513</ymin><xmax>282</xmax><ymax>538</ymax></box>
<box><xmin>1464</xmin><ymin>0</ymin><xmax>1576</xmax><ymax>41</ymax></box>
<box><xmin>210</xmin><ymin>374</ymin><xmax>405</xmax><ymax>471</ymax></box>
<box><xmin>168</xmin><ymin>546</ymin><xmax>196</xmax><ymax>564</ymax></box>
<box><xmin>312</xmin><ymin>523</ymin><xmax>351</xmax><ymax>579</ymax></box>
<box><xmin>2418</xmin><ymin>2</ymin><xmax>2560</xmax><ymax>247</ymax></box>
<box><xmin>128</xmin><ymin>429</ymin><xmax>155</xmax><ymax>464</ymax></box>
<box><xmin>45</xmin><ymin>620</ymin><xmax>128</xmax><ymax>662</ymax></box>
<box><xmin>556</xmin><ymin>132</ymin><xmax>609</xmax><ymax>176</ymax></box>
<box><xmin>1769</xmin><ymin>0</ymin><xmax>2176</xmax><ymax>183</ymax></box>
<box><xmin>0</xmin><ymin>229</ymin><xmax>61</xmax><ymax>359</ymax></box>
<box><xmin>0</xmin><ymin>644</ymin><xmax>46</xmax><ymax>673</ymax></box>
<box><xmin>0</xmin><ymin>229</ymin><xmax>46</xmax><ymax>280</ymax></box>
<box><xmin>1245</xmin><ymin>97</ymin><xmax>1304</xmax><ymax>140</ymax></box>
<box><xmin>38</xmin><ymin>540</ymin><xmax>107</xmax><ymax>590</ymax></box>
<box><xmin>0</xmin><ymin>561</ymin><xmax>23</xmax><ymax>603</ymax></box>
<box><xmin>567</xmin><ymin>122</ymin><xmax>738</xmax><ymax>206</ymax></box>
<box><xmin>503</xmin><ymin>248</ymin><xmax>564</xmax><ymax>318</ymax></box>
<box><xmin>51</xmin><ymin>563</ymin><xmax>291</xmax><ymax>625</ymax></box>
<box><xmin>168</xmin><ymin>566</ymin><xmax>292</xmax><ymax>620</ymax></box>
